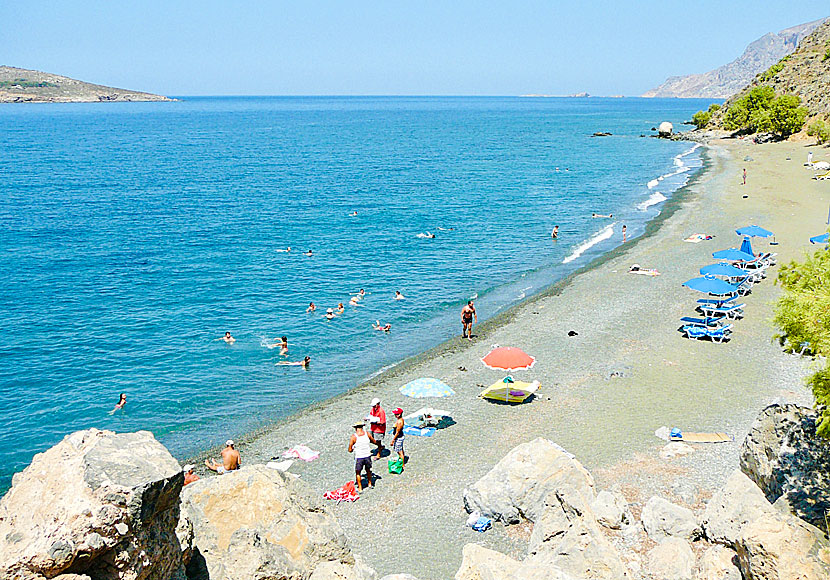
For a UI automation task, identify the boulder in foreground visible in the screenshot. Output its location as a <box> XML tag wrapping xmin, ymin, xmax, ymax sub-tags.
<box><xmin>0</xmin><ymin>428</ymin><xmax>186</xmax><ymax>580</ymax></box>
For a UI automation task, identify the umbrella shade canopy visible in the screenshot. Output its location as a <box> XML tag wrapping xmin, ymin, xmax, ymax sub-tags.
<box><xmin>682</xmin><ymin>275</ymin><xmax>738</xmax><ymax>295</ymax></box>
<box><xmin>712</xmin><ymin>248</ymin><xmax>756</xmax><ymax>262</ymax></box>
<box><xmin>399</xmin><ymin>377</ymin><xmax>455</xmax><ymax>398</ymax></box>
<box><xmin>810</xmin><ymin>233</ymin><xmax>829</xmax><ymax>245</ymax></box>
<box><xmin>700</xmin><ymin>262</ymin><xmax>746</xmax><ymax>278</ymax></box>
<box><xmin>736</xmin><ymin>225</ymin><xmax>773</xmax><ymax>238</ymax></box>
<box><xmin>481</xmin><ymin>346</ymin><xmax>536</xmax><ymax>370</ymax></box>
<box><xmin>480</xmin><ymin>377</ymin><xmax>540</xmax><ymax>403</ymax></box>
<box><xmin>740</xmin><ymin>237</ymin><xmax>755</xmax><ymax>257</ymax></box>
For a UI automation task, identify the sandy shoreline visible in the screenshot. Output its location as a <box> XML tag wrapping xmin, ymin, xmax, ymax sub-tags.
<box><xmin>191</xmin><ymin>139</ymin><xmax>827</xmax><ymax>579</ymax></box>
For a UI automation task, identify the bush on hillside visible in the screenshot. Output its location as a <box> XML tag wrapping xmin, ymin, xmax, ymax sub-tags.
<box><xmin>690</xmin><ymin>103</ymin><xmax>723</xmax><ymax>130</ymax></box>
<box><xmin>775</xmin><ymin>250</ymin><xmax>830</xmax><ymax>437</ymax></box>
<box><xmin>758</xmin><ymin>57</ymin><xmax>789</xmax><ymax>82</ymax></box>
<box><xmin>807</xmin><ymin>120</ymin><xmax>830</xmax><ymax>145</ymax></box>
<box><xmin>824</xmin><ymin>48</ymin><xmax>830</xmax><ymax>62</ymax></box>
<box><xmin>723</xmin><ymin>87</ymin><xmax>807</xmax><ymax>137</ymax></box>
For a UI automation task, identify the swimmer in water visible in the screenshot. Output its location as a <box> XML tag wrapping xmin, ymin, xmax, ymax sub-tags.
<box><xmin>349</xmin><ymin>211</ymin><xmax>358</xmax><ymax>217</ymax></box>
<box><xmin>551</xmin><ymin>225</ymin><xmax>559</xmax><ymax>239</ymax></box>
<box><xmin>109</xmin><ymin>393</ymin><xmax>127</xmax><ymax>414</ymax></box>
<box><xmin>307</xmin><ymin>302</ymin><xmax>316</xmax><ymax>313</ymax></box>
<box><xmin>395</xmin><ymin>291</ymin><xmax>405</xmax><ymax>300</ymax></box>
<box><xmin>325</xmin><ymin>308</ymin><xmax>335</xmax><ymax>320</ymax></box>
<box><xmin>373</xmin><ymin>320</ymin><xmax>391</xmax><ymax>332</ymax></box>
<box><xmin>276</xmin><ymin>336</ymin><xmax>288</xmax><ymax>355</ymax></box>
<box><xmin>277</xmin><ymin>356</ymin><xmax>310</xmax><ymax>368</ymax></box>
<box><xmin>358</xmin><ymin>289</ymin><xmax>365</xmax><ymax>299</ymax></box>
<box><xmin>437</xmin><ymin>227</ymin><xmax>455</xmax><ymax>231</ymax></box>
<box><xmin>349</xmin><ymin>296</ymin><xmax>360</xmax><ymax>306</ymax></box>
<box><xmin>592</xmin><ymin>213</ymin><xmax>613</xmax><ymax>219</ymax></box>
<box><xmin>304</xmin><ymin>250</ymin><xmax>313</xmax><ymax>257</ymax></box>
<box><xmin>337</xmin><ymin>303</ymin><xmax>345</xmax><ymax>313</ymax></box>
<box><xmin>276</xmin><ymin>247</ymin><xmax>292</xmax><ymax>253</ymax></box>
<box><xmin>220</xmin><ymin>332</ymin><xmax>235</xmax><ymax>344</ymax></box>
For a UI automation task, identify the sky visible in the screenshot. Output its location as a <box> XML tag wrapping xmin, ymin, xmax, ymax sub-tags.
<box><xmin>1</xmin><ymin>2</ymin><xmax>827</xmax><ymax>96</ymax></box>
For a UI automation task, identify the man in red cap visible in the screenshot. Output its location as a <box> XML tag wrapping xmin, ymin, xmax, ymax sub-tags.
<box><xmin>367</xmin><ymin>398</ymin><xmax>386</xmax><ymax>460</ymax></box>
<box><xmin>390</xmin><ymin>407</ymin><xmax>405</xmax><ymax>471</ymax></box>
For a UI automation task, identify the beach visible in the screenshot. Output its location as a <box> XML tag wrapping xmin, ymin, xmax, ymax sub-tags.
<box><xmin>194</xmin><ymin>138</ymin><xmax>826</xmax><ymax>579</ymax></box>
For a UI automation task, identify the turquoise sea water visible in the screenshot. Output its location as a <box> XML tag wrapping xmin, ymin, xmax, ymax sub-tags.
<box><xmin>0</xmin><ymin>97</ymin><xmax>707</xmax><ymax>489</ymax></box>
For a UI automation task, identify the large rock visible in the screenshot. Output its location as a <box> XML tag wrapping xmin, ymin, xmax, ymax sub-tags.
<box><xmin>740</xmin><ymin>404</ymin><xmax>830</xmax><ymax>533</ymax></box>
<box><xmin>181</xmin><ymin>465</ymin><xmax>355</xmax><ymax>580</ymax></box>
<box><xmin>590</xmin><ymin>490</ymin><xmax>628</xmax><ymax>530</ymax></box>
<box><xmin>734</xmin><ymin>510</ymin><xmax>830</xmax><ymax>580</ymax></box>
<box><xmin>462</xmin><ymin>438</ymin><xmax>594</xmax><ymax>524</ymax></box>
<box><xmin>641</xmin><ymin>496</ymin><xmax>700</xmax><ymax>541</ymax></box>
<box><xmin>0</xmin><ymin>429</ymin><xmax>186</xmax><ymax>580</ymax></box>
<box><xmin>646</xmin><ymin>538</ymin><xmax>694</xmax><ymax>580</ymax></box>
<box><xmin>696</xmin><ymin>545</ymin><xmax>741</xmax><ymax>580</ymax></box>
<box><xmin>701</xmin><ymin>470</ymin><xmax>775</xmax><ymax>546</ymax></box>
<box><xmin>454</xmin><ymin>544</ymin><xmax>521</xmax><ymax>580</ymax></box>
<box><xmin>308</xmin><ymin>557</ymin><xmax>377</xmax><ymax>580</ymax></box>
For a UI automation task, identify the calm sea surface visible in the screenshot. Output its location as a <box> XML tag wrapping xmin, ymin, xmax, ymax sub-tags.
<box><xmin>0</xmin><ymin>96</ymin><xmax>708</xmax><ymax>489</ymax></box>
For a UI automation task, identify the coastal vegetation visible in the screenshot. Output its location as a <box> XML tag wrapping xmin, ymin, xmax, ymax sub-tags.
<box><xmin>774</xmin><ymin>249</ymin><xmax>830</xmax><ymax>436</ymax></box>
<box><xmin>0</xmin><ymin>78</ymin><xmax>56</xmax><ymax>89</ymax></box>
<box><xmin>807</xmin><ymin>119</ymin><xmax>830</xmax><ymax>145</ymax></box>
<box><xmin>720</xmin><ymin>86</ymin><xmax>808</xmax><ymax>137</ymax></box>
<box><xmin>757</xmin><ymin>56</ymin><xmax>789</xmax><ymax>82</ymax></box>
<box><xmin>691</xmin><ymin>103</ymin><xmax>721</xmax><ymax>129</ymax></box>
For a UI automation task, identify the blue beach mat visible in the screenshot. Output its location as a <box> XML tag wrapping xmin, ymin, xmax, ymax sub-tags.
<box><xmin>403</xmin><ymin>425</ymin><xmax>436</xmax><ymax>437</ymax></box>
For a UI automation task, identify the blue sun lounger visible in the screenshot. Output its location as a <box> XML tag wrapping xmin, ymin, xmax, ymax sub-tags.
<box><xmin>697</xmin><ymin>293</ymin><xmax>739</xmax><ymax>307</ymax></box>
<box><xmin>698</xmin><ymin>302</ymin><xmax>745</xmax><ymax>319</ymax></box>
<box><xmin>680</xmin><ymin>316</ymin><xmax>728</xmax><ymax>328</ymax></box>
<box><xmin>682</xmin><ymin>324</ymin><xmax>732</xmax><ymax>343</ymax></box>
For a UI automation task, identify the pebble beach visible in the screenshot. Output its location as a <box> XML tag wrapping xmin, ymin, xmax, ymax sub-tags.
<box><xmin>198</xmin><ymin>138</ymin><xmax>828</xmax><ymax>579</ymax></box>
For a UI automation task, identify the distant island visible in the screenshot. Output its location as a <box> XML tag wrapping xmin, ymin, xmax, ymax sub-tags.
<box><xmin>0</xmin><ymin>66</ymin><xmax>171</xmax><ymax>103</ymax></box>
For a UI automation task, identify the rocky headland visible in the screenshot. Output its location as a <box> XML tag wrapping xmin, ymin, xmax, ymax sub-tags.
<box><xmin>0</xmin><ymin>66</ymin><xmax>171</xmax><ymax>103</ymax></box>
<box><xmin>1</xmin><ymin>403</ymin><xmax>828</xmax><ymax>580</ymax></box>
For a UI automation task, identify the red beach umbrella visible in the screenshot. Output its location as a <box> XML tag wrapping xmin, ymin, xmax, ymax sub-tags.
<box><xmin>481</xmin><ymin>347</ymin><xmax>536</xmax><ymax>371</ymax></box>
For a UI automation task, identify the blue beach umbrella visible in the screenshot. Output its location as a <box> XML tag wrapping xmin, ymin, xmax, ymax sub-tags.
<box><xmin>810</xmin><ymin>233</ymin><xmax>829</xmax><ymax>245</ymax></box>
<box><xmin>682</xmin><ymin>275</ymin><xmax>738</xmax><ymax>296</ymax></box>
<box><xmin>712</xmin><ymin>248</ymin><xmax>756</xmax><ymax>262</ymax></box>
<box><xmin>400</xmin><ymin>377</ymin><xmax>455</xmax><ymax>398</ymax></box>
<box><xmin>699</xmin><ymin>262</ymin><xmax>746</xmax><ymax>278</ymax></box>
<box><xmin>736</xmin><ymin>225</ymin><xmax>773</xmax><ymax>238</ymax></box>
<box><xmin>740</xmin><ymin>236</ymin><xmax>755</xmax><ymax>257</ymax></box>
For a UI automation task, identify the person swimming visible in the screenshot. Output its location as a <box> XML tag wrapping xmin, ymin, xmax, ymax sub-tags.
<box><xmin>416</xmin><ymin>232</ymin><xmax>435</xmax><ymax>239</ymax></box>
<box><xmin>276</xmin><ymin>247</ymin><xmax>292</xmax><ymax>252</ymax></box>
<box><xmin>307</xmin><ymin>302</ymin><xmax>316</xmax><ymax>312</ymax></box>
<box><xmin>551</xmin><ymin>225</ymin><xmax>559</xmax><ymax>239</ymax></box>
<box><xmin>220</xmin><ymin>331</ymin><xmax>235</xmax><ymax>344</ymax></box>
<box><xmin>277</xmin><ymin>356</ymin><xmax>310</xmax><ymax>368</ymax></box>
<box><xmin>349</xmin><ymin>211</ymin><xmax>358</xmax><ymax>216</ymax></box>
<box><xmin>337</xmin><ymin>303</ymin><xmax>345</xmax><ymax>313</ymax></box>
<box><xmin>349</xmin><ymin>296</ymin><xmax>360</xmax><ymax>306</ymax></box>
<box><xmin>592</xmin><ymin>213</ymin><xmax>613</xmax><ymax>218</ymax></box>
<box><xmin>395</xmin><ymin>291</ymin><xmax>405</xmax><ymax>300</ymax></box>
<box><xmin>372</xmin><ymin>320</ymin><xmax>391</xmax><ymax>332</ymax></box>
<box><xmin>109</xmin><ymin>393</ymin><xmax>127</xmax><ymax>414</ymax></box>
<box><xmin>325</xmin><ymin>308</ymin><xmax>335</xmax><ymax>320</ymax></box>
<box><xmin>304</xmin><ymin>250</ymin><xmax>313</xmax><ymax>257</ymax></box>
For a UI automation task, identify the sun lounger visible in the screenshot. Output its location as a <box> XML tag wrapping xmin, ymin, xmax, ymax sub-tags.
<box><xmin>699</xmin><ymin>302</ymin><xmax>745</xmax><ymax>319</ymax></box>
<box><xmin>814</xmin><ymin>171</ymin><xmax>830</xmax><ymax>181</ymax></box>
<box><xmin>735</xmin><ymin>278</ymin><xmax>753</xmax><ymax>296</ymax></box>
<box><xmin>682</xmin><ymin>324</ymin><xmax>732</xmax><ymax>343</ymax></box>
<box><xmin>697</xmin><ymin>293</ymin><xmax>739</xmax><ymax>307</ymax></box>
<box><xmin>680</xmin><ymin>316</ymin><xmax>728</xmax><ymax>328</ymax></box>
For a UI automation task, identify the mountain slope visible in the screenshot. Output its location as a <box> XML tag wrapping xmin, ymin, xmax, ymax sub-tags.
<box><xmin>0</xmin><ymin>66</ymin><xmax>170</xmax><ymax>103</ymax></box>
<box><xmin>642</xmin><ymin>17</ymin><xmax>827</xmax><ymax>98</ymax></box>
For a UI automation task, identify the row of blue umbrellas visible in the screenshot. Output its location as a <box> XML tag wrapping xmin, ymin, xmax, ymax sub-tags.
<box><xmin>682</xmin><ymin>225</ymin><xmax>771</xmax><ymax>296</ymax></box>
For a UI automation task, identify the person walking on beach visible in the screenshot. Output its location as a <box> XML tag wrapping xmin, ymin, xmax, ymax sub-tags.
<box><xmin>742</xmin><ymin>168</ymin><xmax>747</xmax><ymax>185</ymax></box>
<box><xmin>367</xmin><ymin>398</ymin><xmax>387</xmax><ymax>459</ymax></box>
<box><xmin>461</xmin><ymin>300</ymin><xmax>477</xmax><ymax>340</ymax></box>
<box><xmin>622</xmin><ymin>224</ymin><xmax>627</xmax><ymax>243</ymax></box>
<box><xmin>390</xmin><ymin>407</ymin><xmax>405</xmax><ymax>471</ymax></box>
<box><xmin>205</xmin><ymin>440</ymin><xmax>240</xmax><ymax>474</ymax></box>
<box><xmin>551</xmin><ymin>225</ymin><xmax>559</xmax><ymax>240</ymax></box>
<box><xmin>348</xmin><ymin>421</ymin><xmax>378</xmax><ymax>491</ymax></box>
<box><xmin>808</xmin><ymin>151</ymin><xmax>813</xmax><ymax>165</ymax></box>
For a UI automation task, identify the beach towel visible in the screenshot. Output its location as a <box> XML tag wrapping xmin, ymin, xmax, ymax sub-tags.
<box><xmin>403</xmin><ymin>425</ymin><xmax>436</xmax><ymax>437</ymax></box>
<box><xmin>323</xmin><ymin>481</ymin><xmax>360</xmax><ymax>502</ymax></box>
<box><xmin>266</xmin><ymin>459</ymin><xmax>294</xmax><ymax>471</ymax></box>
<box><xmin>684</xmin><ymin>233</ymin><xmax>713</xmax><ymax>243</ymax></box>
<box><xmin>672</xmin><ymin>432</ymin><xmax>733</xmax><ymax>443</ymax></box>
<box><xmin>283</xmin><ymin>445</ymin><xmax>320</xmax><ymax>462</ymax></box>
<box><xmin>471</xmin><ymin>517</ymin><xmax>492</xmax><ymax>532</ymax></box>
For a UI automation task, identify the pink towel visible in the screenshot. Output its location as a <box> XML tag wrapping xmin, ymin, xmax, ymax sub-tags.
<box><xmin>323</xmin><ymin>481</ymin><xmax>359</xmax><ymax>502</ymax></box>
<box><xmin>283</xmin><ymin>444</ymin><xmax>320</xmax><ymax>462</ymax></box>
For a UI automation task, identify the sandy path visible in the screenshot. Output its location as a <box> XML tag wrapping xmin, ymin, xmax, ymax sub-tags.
<box><xmin>208</xmin><ymin>139</ymin><xmax>828</xmax><ymax>579</ymax></box>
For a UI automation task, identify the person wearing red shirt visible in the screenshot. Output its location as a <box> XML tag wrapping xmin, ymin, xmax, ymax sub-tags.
<box><xmin>366</xmin><ymin>398</ymin><xmax>387</xmax><ymax>460</ymax></box>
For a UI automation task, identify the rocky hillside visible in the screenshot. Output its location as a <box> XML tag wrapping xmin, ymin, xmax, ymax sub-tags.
<box><xmin>643</xmin><ymin>17</ymin><xmax>827</xmax><ymax>98</ymax></box>
<box><xmin>715</xmin><ymin>18</ymin><xmax>830</xmax><ymax>121</ymax></box>
<box><xmin>0</xmin><ymin>66</ymin><xmax>170</xmax><ymax>103</ymax></box>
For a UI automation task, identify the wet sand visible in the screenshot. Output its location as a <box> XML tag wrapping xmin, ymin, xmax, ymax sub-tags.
<box><xmin>195</xmin><ymin>139</ymin><xmax>829</xmax><ymax>579</ymax></box>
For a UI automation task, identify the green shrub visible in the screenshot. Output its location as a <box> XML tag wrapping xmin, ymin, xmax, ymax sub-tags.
<box><xmin>767</xmin><ymin>95</ymin><xmax>808</xmax><ymax>137</ymax></box>
<box><xmin>691</xmin><ymin>110</ymin><xmax>711</xmax><ymax>129</ymax></box>
<box><xmin>807</xmin><ymin>120</ymin><xmax>830</xmax><ymax>145</ymax></box>
<box><xmin>722</xmin><ymin>87</ymin><xmax>806</xmax><ymax>137</ymax></box>
<box><xmin>824</xmin><ymin>48</ymin><xmax>830</xmax><ymax>62</ymax></box>
<box><xmin>775</xmin><ymin>249</ymin><xmax>830</xmax><ymax>437</ymax></box>
<box><xmin>759</xmin><ymin>62</ymin><xmax>785</xmax><ymax>82</ymax></box>
<box><xmin>708</xmin><ymin>103</ymin><xmax>721</xmax><ymax>113</ymax></box>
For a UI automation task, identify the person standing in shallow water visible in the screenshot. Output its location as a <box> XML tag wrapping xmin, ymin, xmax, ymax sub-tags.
<box><xmin>622</xmin><ymin>224</ymin><xmax>627</xmax><ymax>243</ymax></box>
<box><xmin>461</xmin><ymin>300</ymin><xmax>477</xmax><ymax>340</ymax></box>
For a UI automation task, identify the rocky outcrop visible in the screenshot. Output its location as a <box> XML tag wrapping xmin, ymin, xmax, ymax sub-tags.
<box><xmin>646</xmin><ymin>537</ymin><xmax>694</xmax><ymax>580</ymax></box>
<box><xmin>462</xmin><ymin>438</ymin><xmax>594</xmax><ymax>524</ymax></box>
<box><xmin>0</xmin><ymin>66</ymin><xmax>171</xmax><ymax>103</ymax></box>
<box><xmin>590</xmin><ymin>490</ymin><xmax>629</xmax><ymax>530</ymax></box>
<box><xmin>0</xmin><ymin>429</ymin><xmax>187</xmax><ymax>580</ymax></box>
<box><xmin>696</xmin><ymin>545</ymin><xmax>741</xmax><ymax>580</ymax></box>
<box><xmin>308</xmin><ymin>558</ymin><xmax>377</xmax><ymax>580</ymax></box>
<box><xmin>642</xmin><ymin>17</ymin><xmax>827</xmax><ymax>98</ymax></box>
<box><xmin>740</xmin><ymin>404</ymin><xmax>830</xmax><ymax>533</ymax></box>
<box><xmin>181</xmin><ymin>465</ymin><xmax>365</xmax><ymax>580</ymax></box>
<box><xmin>701</xmin><ymin>470</ymin><xmax>775</xmax><ymax>546</ymax></box>
<box><xmin>641</xmin><ymin>496</ymin><xmax>700</xmax><ymax>541</ymax></box>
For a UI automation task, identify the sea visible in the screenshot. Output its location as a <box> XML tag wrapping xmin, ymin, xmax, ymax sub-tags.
<box><xmin>0</xmin><ymin>96</ymin><xmax>709</xmax><ymax>490</ymax></box>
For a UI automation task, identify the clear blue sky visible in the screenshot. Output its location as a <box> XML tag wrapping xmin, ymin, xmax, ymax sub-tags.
<box><xmin>2</xmin><ymin>1</ymin><xmax>827</xmax><ymax>96</ymax></box>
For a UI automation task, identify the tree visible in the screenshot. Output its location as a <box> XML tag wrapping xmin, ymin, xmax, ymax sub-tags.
<box><xmin>807</xmin><ymin>120</ymin><xmax>830</xmax><ymax>145</ymax></box>
<box><xmin>722</xmin><ymin>87</ymin><xmax>806</xmax><ymax>136</ymax></box>
<box><xmin>775</xmin><ymin>249</ymin><xmax>830</xmax><ymax>436</ymax></box>
<box><xmin>691</xmin><ymin>110</ymin><xmax>711</xmax><ymax>129</ymax></box>
<box><xmin>767</xmin><ymin>95</ymin><xmax>808</xmax><ymax>137</ymax></box>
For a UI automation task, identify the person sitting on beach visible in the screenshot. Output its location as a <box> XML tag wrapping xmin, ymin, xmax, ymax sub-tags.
<box><xmin>348</xmin><ymin>421</ymin><xmax>378</xmax><ymax>492</ymax></box>
<box><xmin>307</xmin><ymin>302</ymin><xmax>316</xmax><ymax>313</ymax></box>
<box><xmin>337</xmin><ymin>303</ymin><xmax>345</xmax><ymax>313</ymax></box>
<box><xmin>629</xmin><ymin>264</ymin><xmax>660</xmax><ymax>276</ymax></box>
<box><xmin>183</xmin><ymin>464</ymin><xmax>200</xmax><ymax>486</ymax></box>
<box><xmin>395</xmin><ymin>291</ymin><xmax>405</xmax><ymax>300</ymax></box>
<box><xmin>205</xmin><ymin>440</ymin><xmax>240</xmax><ymax>474</ymax></box>
<box><xmin>304</xmin><ymin>250</ymin><xmax>313</xmax><ymax>257</ymax></box>
<box><xmin>372</xmin><ymin>320</ymin><xmax>391</xmax><ymax>332</ymax></box>
<box><xmin>220</xmin><ymin>331</ymin><xmax>235</xmax><ymax>344</ymax></box>
<box><xmin>110</xmin><ymin>393</ymin><xmax>127</xmax><ymax>414</ymax></box>
<box><xmin>390</xmin><ymin>408</ymin><xmax>405</xmax><ymax>471</ymax></box>
<box><xmin>551</xmin><ymin>225</ymin><xmax>559</xmax><ymax>239</ymax></box>
<box><xmin>277</xmin><ymin>355</ymin><xmax>311</xmax><ymax>368</ymax></box>
<box><xmin>592</xmin><ymin>213</ymin><xmax>613</xmax><ymax>218</ymax></box>
<box><xmin>366</xmin><ymin>398</ymin><xmax>386</xmax><ymax>459</ymax></box>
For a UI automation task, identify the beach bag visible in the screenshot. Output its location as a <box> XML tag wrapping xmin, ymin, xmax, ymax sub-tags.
<box><xmin>471</xmin><ymin>517</ymin><xmax>492</xmax><ymax>532</ymax></box>
<box><xmin>388</xmin><ymin>458</ymin><xmax>404</xmax><ymax>474</ymax></box>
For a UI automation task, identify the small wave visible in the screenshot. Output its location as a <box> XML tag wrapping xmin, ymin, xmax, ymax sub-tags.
<box><xmin>638</xmin><ymin>191</ymin><xmax>667</xmax><ymax>210</ymax></box>
<box><xmin>647</xmin><ymin>179</ymin><xmax>659</xmax><ymax>189</ymax></box>
<box><xmin>563</xmin><ymin>224</ymin><xmax>616</xmax><ymax>264</ymax></box>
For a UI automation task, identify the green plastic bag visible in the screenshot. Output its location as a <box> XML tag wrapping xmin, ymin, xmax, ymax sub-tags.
<box><xmin>388</xmin><ymin>458</ymin><xmax>403</xmax><ymax>474</ymax></box>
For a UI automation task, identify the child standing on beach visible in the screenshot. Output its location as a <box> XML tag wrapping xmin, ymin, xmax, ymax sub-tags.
<box><xmin>742</xmin><ymin>168</ymin><xmax>747</xmax><ymax>185</ymax></box>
